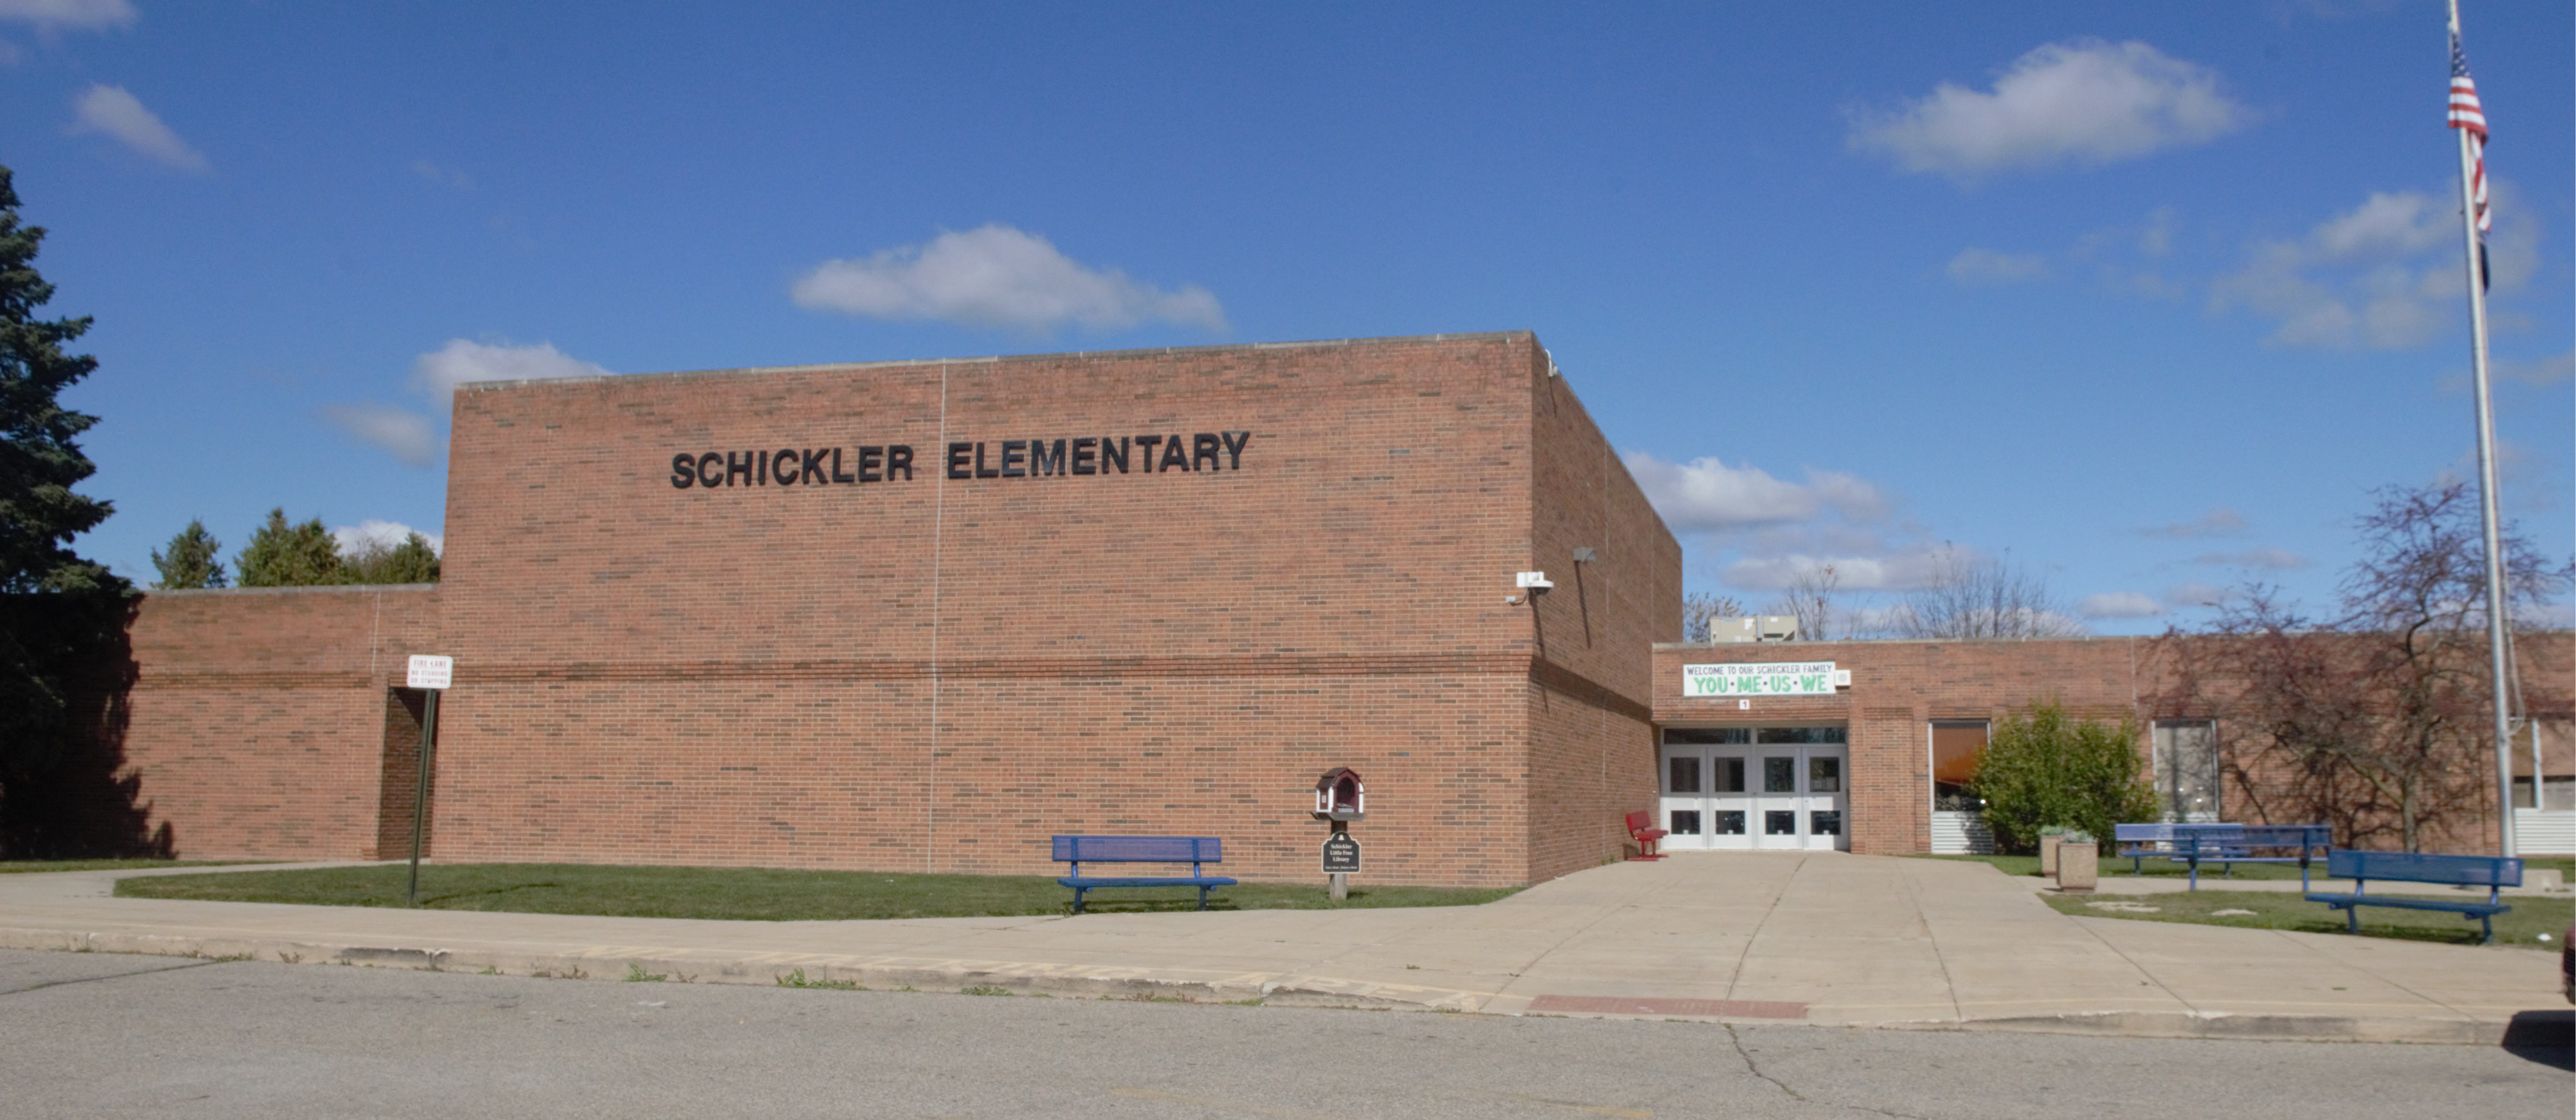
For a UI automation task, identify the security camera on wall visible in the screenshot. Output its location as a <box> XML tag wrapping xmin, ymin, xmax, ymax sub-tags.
<box><xmin>1516</xmin><ymin>571</ymin><xmax>1553</xmax><ymax>595</ymax></box>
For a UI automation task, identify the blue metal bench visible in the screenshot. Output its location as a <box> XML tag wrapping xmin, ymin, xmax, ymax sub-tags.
<box><xmin>2304</xmin><ymin>850</ymin><xmax>2521</xmax><ymax>945</ymax></box>
<box><xmin>2115</xmin><ymin>823</ymin><xmax>2330</xmax><ymax>889</ymax></box>
<box><xmin>1053</xmin><ymin>835</ymin><xmax>1237</xmax><ymax>914</ymax></box>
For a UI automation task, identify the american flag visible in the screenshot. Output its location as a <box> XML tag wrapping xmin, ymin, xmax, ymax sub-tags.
<box><xmin>2448</xmin><ymin>31</ymin><xmax>2488</xmax><ymax>237</ymax></box>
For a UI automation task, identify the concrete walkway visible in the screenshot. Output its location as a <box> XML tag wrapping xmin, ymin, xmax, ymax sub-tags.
<box><xmin>1</xmin><ymin>854</ymin><xmax>2562</xmax><ymax>1044</ymax></box>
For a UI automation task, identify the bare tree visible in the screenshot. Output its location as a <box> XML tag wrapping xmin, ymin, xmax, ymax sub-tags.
<box><xmin>1888</xmin><ymin>548</ymin><xmax>2084</xmax><ymax>639</ymax></box>
<box><xmin>1681</xmin><ymin>591</ymin><xmax>1745</xmax><ymax>643</ymax></box>
<box><xmin>2152</xmin><ymin>483</ymin><xmax>2572</xmax><ymax>851</ymax></box>
<box><xmin>1764</xmin><ymin>563</ymin><xmax>1843</xmax><ymax>641</ymax></box>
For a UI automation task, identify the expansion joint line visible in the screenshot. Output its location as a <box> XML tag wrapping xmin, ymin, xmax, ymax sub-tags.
<box><xmin>926</xmin><ymin>362</ymin><xmax>948</xmax><ymax>874</ymax></box>
<box><xmin>1721</xmin><ymin>854</ymin><xmax>1798</xmax><ymax>1002</ymax></box>
<box><xmin>2</xmin><ymin>958</ymin><xmax>226</xmax><ymax>998</ymax></box>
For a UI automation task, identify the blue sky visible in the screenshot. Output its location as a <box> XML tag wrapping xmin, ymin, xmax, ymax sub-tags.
<box><xmin>5</xmin><ymin>1</ymin><xmax>2568</xmax><ymax>633</ymax></box>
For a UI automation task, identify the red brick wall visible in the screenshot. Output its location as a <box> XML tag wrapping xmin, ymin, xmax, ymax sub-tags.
<box><xmin>1520</xmin><ymin>353</ymin><xmax>1680</xmax><ymax>879</ymax></box>
<box><xmin>429</xmin><ymin>332</ymin><xmax>1674</xmax><ymax>885</ymax></box>
<box><xmin>118</xmin><ymin>585</ymin><xmax>440</xmax><ymax>859</ymax></box>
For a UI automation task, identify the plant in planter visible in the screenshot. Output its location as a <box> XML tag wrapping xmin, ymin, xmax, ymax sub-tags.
<box><xmin>2039</xmin><ymin>825</ymin><xmax>2068</xmax><ymax>877</ymax></box>
<box><xmin>2056</xmin><ymin>829</ymin><xmax>2099</xmax><ymax>893</ymax></box>
<box><xmin>1970</xmin><ymin>701</ymin><xmax>2157</xmax><ymax>855</ymax></box>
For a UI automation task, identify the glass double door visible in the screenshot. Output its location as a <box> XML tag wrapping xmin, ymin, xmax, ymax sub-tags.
<box><xmin>1659</xmin><ymin>731</ymin><xmax>1848</xmax><ymax>851</ymax></box>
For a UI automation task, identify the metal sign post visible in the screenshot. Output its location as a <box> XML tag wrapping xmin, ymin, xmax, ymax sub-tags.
<box><xmin>403</xmin><ymin>655</ymin><xmax>453</xmax><ymax>907</ymax></box>
<box><xmin>1322</xmin><ymin>824</ymin><xmax>1360</xmax><ymax>900</ymax></box>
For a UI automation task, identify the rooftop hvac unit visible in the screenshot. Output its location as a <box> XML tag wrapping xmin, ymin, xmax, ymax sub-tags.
<box><xmin>1758</xmin><ymin>615</ymin><xmax>1800</xmax><ymax>641</ymax></box>
<box><xmin>1709</xmin><ymin>616</ymin><xmax>1758</xmax><ymax>643</ymax></box>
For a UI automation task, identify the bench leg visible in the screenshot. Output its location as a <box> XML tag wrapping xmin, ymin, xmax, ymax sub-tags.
<box><xmin>1197</xmin><ymin>885</ymin><xmax>1209</xmax><ymax>911</ymax></box>
<box><xmin>2479</xmin><ymin>913</ymin><xmax>2493</xmax><ymax>945</ymax></box>
<box><xmin>1071</xmin><ymin>887</ymin><xmax>1087</xmax><ymax>915</ymax></box>
<box><xmin>2345</xmin><ymin>904</ymin><xmax>2358</xmax><ymax>935</ymax></box>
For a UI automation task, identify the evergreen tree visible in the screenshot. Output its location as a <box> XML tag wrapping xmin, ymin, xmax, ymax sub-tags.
<box><xmin>0</xmin><ymin>167</ymin><xmax>114</xmax><ymax>594</ymax></box>
<box><xmin>234</xmin><ymin>509</ymin><xmax>341</xmax><ymax>587</ymax></box>
<box><xmin>342</xmin><ymin>531</ymin><xmax>440</xmax><ymax>584</ymax></box>
<box><xmin>149</xmin><ymin>519</ymin><xmax>227</xmax><ymax>589</ymax></box>
<box><xmin>0</xmin><ymin>165</ymin><xmax>130</xmax><ymax>843</ymax></box>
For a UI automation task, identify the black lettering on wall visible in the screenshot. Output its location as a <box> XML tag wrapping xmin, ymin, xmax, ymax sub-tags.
<box><xmin>1133</xmin><ymin>434</ymin><xmax>1162</xmax><ymax>472</ymax></box>
<box><xmin>698</xmin><ymin>452</ymin><xmax>724</xmax><ymax>488</ymax></box>
<box><xmin>758</xmin><ymin>450</ymin><xmax>772</xmax><ymax>485</ymax></box>
<box><xmin>1071</xmin><ymin>436</ymin><xmax>1098</xmax><ymax>475</ymax></box>
<box><xmin>1032</xmin><ymin>438</ymin><xmax>1065</xmax><ymax>477</ymax></box>
<box><xmin>831</xmin><ymin>447</ymin><xmax>854</xmax><ymax>484</ymax></box>
<box><xmin>726</xmin><ymin>451</ymin><xmax>754</xmax><ymax>487</ymax></box>
<box><xmin>1102</xmin><ymin>436</ymin><xmax>1129</xmax><ymax>474</ymax></box>
<box><xmin>1159</xmin><ymin>435</ymin><xmax>1190</xmax><ymax>472</ymax></box>
<box><xmin>863</xmin><ymin>446</ymin><xmax>888</xmax><ymax>483</ymax></box>
<box><xmin>887</xmin><ymin>445</ymin><xmax>914</xmax><ymax>480</ymax></box>
<box><xmin>1191</xmin><ymin>433</ymin><xmax>1220</xmax><ymax>472</ymax></box>
<box><xmin>772</xmin><ymin>448</ymin><xmax>800</xmax><ymax>486</ymax></box>
<box><xmin>671</xmin><ymin>453</ymin><xmax>696</xmax><ymax>489</ymax></box>
<box><xmin>974</xmin><ymin>442</ymin><xmax>999</xmax><ymax>479</ymax></box>
<box><xmin>1000</xmin><ymin>440</ymin><xmax>1027</xmax><ymax>478</ymax></box>
<box><xmin>800</xmin><ymin>449</ymin><xmax>828</xmax><ymax>485</ymax></box>
<box><xmin>945</xmin><ymin>443</ymin><xmax>972</xmax><ymax>480</ymax></box>
<box><xmin>1221</xmin><ymin>430</ymin><xmax>1251</xmax><ymax>469</ymax></box>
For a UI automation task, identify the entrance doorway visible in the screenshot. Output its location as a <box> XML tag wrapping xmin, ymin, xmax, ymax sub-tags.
<box><xmin>1658</xmin><ymin>727</ymin><xmax>1848</xmax><ymax>851</ymax></box>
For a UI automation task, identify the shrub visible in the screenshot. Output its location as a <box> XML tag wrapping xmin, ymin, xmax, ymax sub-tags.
<box><xmin>1970</xmin><ymin>701</ymin><xmax>2156</xmax><ymax>854</ymax></box>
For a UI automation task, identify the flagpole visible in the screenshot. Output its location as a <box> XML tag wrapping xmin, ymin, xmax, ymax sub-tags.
<box><xmin>2448</xmin><ymin>0</ymin><xmax>2516</xmax><ymax>859</ymax></box>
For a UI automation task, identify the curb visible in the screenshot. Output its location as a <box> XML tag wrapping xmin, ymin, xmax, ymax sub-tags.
<box><xmin>0</xmin><ymin>926</ymin><xmax>2526</xmax><ymax>1044</ymax></box>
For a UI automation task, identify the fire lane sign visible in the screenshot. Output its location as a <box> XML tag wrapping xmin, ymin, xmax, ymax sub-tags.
<box><xmin>1682</xmin><ymin>661</ymin><xmax>1839</xmax><ymax>698</ymax></box>
<box><xmin>406</xmin><ymin>655</ymin><xmax>454</xmax><ymax>691</ymax></box>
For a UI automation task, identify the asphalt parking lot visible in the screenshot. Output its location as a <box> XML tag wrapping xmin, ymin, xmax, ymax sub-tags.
<box><xmin>2</xmin><ymin>948</ymin><xmax>2566</xmax><ymax>1120</ymax></box>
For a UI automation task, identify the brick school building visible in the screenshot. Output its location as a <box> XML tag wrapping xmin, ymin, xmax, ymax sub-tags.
<box><xmin>53</xmin><ymin>332</ymin><xmax>2575</xmax><ymax>880</ymax></box>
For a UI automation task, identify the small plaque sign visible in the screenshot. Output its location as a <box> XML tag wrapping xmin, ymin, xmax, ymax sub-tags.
<box><xmin>1322</xmin><ymin>832</ymin><xmax>1361</xmax><ymax>874</ymax></box>
<box><xmin>406</xmin><ymin>654</ymin><xmax>454</xmax><ymax>691</ymax></box>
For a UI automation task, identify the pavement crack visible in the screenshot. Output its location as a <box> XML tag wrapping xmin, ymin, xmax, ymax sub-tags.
<box><xmin>2</xmin><ymin>958</ymin><xmax>227</xmax><ymax>996</ymax></box>
<box><xmin>1724</xmin><ymin>1024</ymin><xmax>1933</xmax><ymax>1120</ymax></box>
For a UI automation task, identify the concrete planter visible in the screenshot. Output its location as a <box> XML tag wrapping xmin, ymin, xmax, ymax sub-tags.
<box><xmin>2056</xmin><ymin>842</ymin><xmax>2098</xmax><ymax>893</ymax></box>
<box><xmin>2039</xmin><ymin>834</ymin><xmax>2063</xmax><ymax>877</ymax></box>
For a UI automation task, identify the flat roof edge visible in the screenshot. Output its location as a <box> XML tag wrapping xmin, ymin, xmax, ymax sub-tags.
<box><xmin>457</xmin><ymin>331</ymin><xmax>1538</xmax><ymax>392</ymax></box>
<box><xmin>146</xmin><ymin>584</ymin><xmax>439</xmax><ymax>598</ymax></box>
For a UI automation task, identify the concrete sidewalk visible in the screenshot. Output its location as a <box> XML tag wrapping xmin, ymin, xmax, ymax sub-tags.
<box><xmin>1</xmin><ymin>854</ymin><xmax>2562</xmax><ymax>1044</ymax></box>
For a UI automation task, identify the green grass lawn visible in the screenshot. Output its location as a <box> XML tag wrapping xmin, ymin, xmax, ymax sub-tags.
<box><xmin>1927</xmin><ymin>853</ymin><xmax>2576</xmax><ymax>884</ymax></box>
<box><xmin>113</xmin><ymin>863</ymin><xmax>1522</xmax><ymax>921</ymax></box>
<box><xmin>2045</xmin><ymin>888</ymin><xmax>2570</xmax><ymax>949</ymax></box>
<box><xmin>1</xmin><ymin>859</ymin><xmax>265</xmax><ymax>874</ymax></box>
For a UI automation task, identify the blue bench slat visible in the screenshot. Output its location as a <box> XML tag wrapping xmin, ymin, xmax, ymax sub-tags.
<box><xmin>1059</xmin><ymin>876</ymin><xmax>1238</xmax><ymax>889</ymax></box>
<box><xmin>2304</xmin><ymin>892</ymin><xmax>2510</xmax><ymax>917</ymax></box>
<box><xmin>1054</xmin><ymin>835</ymin><xmax>1222</xmax><ymax>863</ymax></box>
<box><xmin>2326</xmin><ymin>849</ymin><xmax>2521</xmax><ymax>887</ymax></box>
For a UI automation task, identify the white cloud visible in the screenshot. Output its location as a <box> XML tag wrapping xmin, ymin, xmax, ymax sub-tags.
<box><xmin>66</xmin><ymin>83</ymin><xmax>205</xmax><ymax>171</ymax></box>
<box><xmin>412</xmin><ymin>338</ymin><xmax>613</xmax><ymax>398</ymax></box>
<box><xmin>791</xmin><ymin>224</ymin><xmax>1226</xmax><ymax>333</ymax></box>
<box><xmin>2141</xmin><ymin>508</ymin><xmax>2248</xmax><ymax>539</ymax></box>
<box><xmin>1848</xmin><ymin>39</ymin><xmax>2247</xmax><ymax>178</ymax></box>
<box><xmin>1623</xmin><ymin>453</ymin><xmax>1889</xmax><ymax>534</ymax></box>
<box><xmin>332</xmin><ymin>519</ymin><xmax>441</xmax><ymax>558</ymax></box>
<box><xmin>2137</xmin><ymin>206</ymin><xmax>2177</xmax><ymax>257</ymax></box>
<box><xmin>2193</xmin><ymin>547</ymin><xmax>2308</xmax><ymax>570</ymax></box>
<box><xmin>321</xmin><ymin>404</ymin><xmax>437</xmax><ymax>466</ymax></box>
<box><xmin>0</xmin><ymin>0</ymin><xmax>135</xmax><ymax>31</ymax></box>
<box><xmin>2079</xmin><ymin>592</ymin><xmax>2164</xmax><ymax>619</ymax></box>
<box><xmin>2211</xmin><ymin>184</ymin><xmax>2539</xmax><ymax>350</ymax></box>
<box><xmin>2443</xmin><ymin>350</ymin><xmax>2573</xmax><ymax>392</ymax></box>
<box><xmin>1947</xmin><ymin>247</ymin><xmax>2048</xmax><ymax>285</ymax></box>
<box><xmin>1720</xmin><ymin>547</ymin><xmax>1954</xmax><ymax>593</ymax></box>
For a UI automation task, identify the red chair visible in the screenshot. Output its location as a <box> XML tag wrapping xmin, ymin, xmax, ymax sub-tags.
<box><xmin>1625</xmin><ymin>811</ymin><xmax>1668</xmax><ymax>861</ymax></box>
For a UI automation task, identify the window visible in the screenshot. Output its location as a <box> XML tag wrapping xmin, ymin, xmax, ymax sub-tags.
<box><xmin>1810</xmin><ymin>810</ymin><xmax>1842</xmax><ymax>836</ymax></box>
<box><xmin>1713</xmin><ymin>811</ymin><xmax>1746</xmax><ymax>835</ymax></box>
<box><xmin>2153</xmin><ymin>720</ymin><xmax>2220</xmax><ymax>822</ymax></box>
<box><xmin>1931</xmin><ymin>720</ymin><xmax>1988</xmax><ymax>811</ymax></box>
<box><xmin>1764</xmin><ymin>757</ymin><xmax>1796</xmax><ymax>793</ymax></box>
<box><xmin>1809</xmin><ymin>756</ymin><xmax>1841</xmax><ymax>794</ymax></box>
<box><xmin>1764</xmin><ymin>810</ymin><xmax>1797</xmax><ymax>835</ymax></box>
<box><xmin>1757</xmin><ymin>726</ymin><xmax>1847</xmax><ymax>744</ymax></box>
<box><xmin>1664</xmin><ymin>727</ymin><xmax>1751</xmax><ymax>744</ymax></box>
<box><xmin>1714</xmin><ymin>757</ymin><xmax>1746</xmax><ymax>793</ymax></box>
<box><xmin>1669</xmin><ymin>810</ymin><xmax>1702</xmax><ymax>835</ymax></box>
<box><xmin>1668</xmin><ymin>756</ymin><xmax>1701</xmax><ymax>794</ymax></box>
